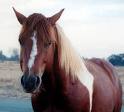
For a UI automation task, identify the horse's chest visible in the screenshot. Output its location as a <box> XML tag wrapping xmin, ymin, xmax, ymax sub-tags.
<box><xmin>54</xmin><ymin>91</ymin><xmax>89</xmax><ymax>112</ymax></box>
<box><xmin>32</xmin><ymin>83</ymin><xmax>90</xmax><ymax>112</ymax></box>
<box><xmin>40</xmin><ymin>94</ymin><xmax>89</xmax><ymax>112</ymax></box>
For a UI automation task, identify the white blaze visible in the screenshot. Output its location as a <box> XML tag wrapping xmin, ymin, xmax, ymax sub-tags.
<box><xmin>28</xmin><ymin>31</ymin><xmax>37</xmax><ymax>70</ymax></box>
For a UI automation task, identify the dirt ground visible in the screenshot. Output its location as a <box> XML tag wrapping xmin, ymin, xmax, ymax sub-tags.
<box><xmin>0</xmin><ymin>61</ymin><xmax>124</xmax><ymax>101</ymax></box>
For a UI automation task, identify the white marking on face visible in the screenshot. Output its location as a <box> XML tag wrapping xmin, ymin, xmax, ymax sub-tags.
<box><xmin>28</xmin><ymin>31</ymin><xmax>38</xmax><ymax>70</ymax></box>
<box><xmin>78</xmin><ymin>69</ymin><xmax>94</xmax><ymax>112</ymax></box>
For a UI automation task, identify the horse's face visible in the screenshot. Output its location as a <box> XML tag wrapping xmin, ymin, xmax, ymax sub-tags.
<box><xmin>13</xmin><ymin>8</ymin><xmax>64</xmax><ymax>93</ymax></box>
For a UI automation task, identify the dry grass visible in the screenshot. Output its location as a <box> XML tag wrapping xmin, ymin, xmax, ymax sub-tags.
<box><xmin>0</xmin><ymin>61</ymin><xmax>124</xmax><ymax>101</ymax></box>
<box><xmin>0</xmin><ymin>61</ymin><xmax>30</xmax><ymax>99</ymax></box>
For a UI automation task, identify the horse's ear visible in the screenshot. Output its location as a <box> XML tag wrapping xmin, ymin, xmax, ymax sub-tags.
<box><xmin>13</xmin><ymin>7</ymin><xmax>27</xmax><ymax>25</ymax></box>
<box><xmin>48</xmin><ymin>9</ymin><xmax>64</xmax><ymax>25</ymax></box>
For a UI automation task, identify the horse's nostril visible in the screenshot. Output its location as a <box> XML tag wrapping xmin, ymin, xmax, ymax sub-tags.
<box><xmin>21</xmin><ymin>74</ymin><xmax>41</xmax><ymax>93</ymax></box>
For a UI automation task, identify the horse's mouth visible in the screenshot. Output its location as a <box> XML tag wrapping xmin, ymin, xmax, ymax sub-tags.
<box><xmin>31</xmin><ymin>83</ymin><xmax>46</xmax><ymax>94</ymax></box>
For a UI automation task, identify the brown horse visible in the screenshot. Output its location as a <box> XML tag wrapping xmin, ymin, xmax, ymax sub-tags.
<box><xmin>13</xmin><ymin>8</ymin><xmax>122</xmax><ymax>112</ymax></box>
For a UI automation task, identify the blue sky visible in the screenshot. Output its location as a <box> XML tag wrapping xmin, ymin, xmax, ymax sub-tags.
<box><xmin>0</xmin><ymin>0</ymin><xmax>124</xmax><ymax>58</ymax></box>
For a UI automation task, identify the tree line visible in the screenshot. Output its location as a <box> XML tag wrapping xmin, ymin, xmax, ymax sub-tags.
<box><xmin>0</xmin><ymin>49</ymin><xmax>19</xmax><ymax>62</ymax></box>
<box><xmin>108</xmin><ymin>53</ymin><xmax>124</xmax><ymax>66</ymax></box>
<box><xmin>0</xmin><ymin>49</ymin><xmax>124</xmax><ymax>66</ymax></box>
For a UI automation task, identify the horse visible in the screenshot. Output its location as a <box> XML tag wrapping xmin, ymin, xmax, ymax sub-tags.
<box><xmin>13</xmin><ymin>8</ymin><xmax>122</xmax><ymax>112</ymax></box>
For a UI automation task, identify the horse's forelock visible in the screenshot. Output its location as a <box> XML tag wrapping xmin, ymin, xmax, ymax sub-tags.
<box><xmin>21</xmin><ymin>13</ymin><xmax>51</xmax><ymax>45</ymax></box>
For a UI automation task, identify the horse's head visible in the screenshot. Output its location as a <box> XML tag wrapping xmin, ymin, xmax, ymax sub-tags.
<box><xmin>13</xmin><ymin>8</ymin><xmax>64</xmax><ymax>93</ymax></box>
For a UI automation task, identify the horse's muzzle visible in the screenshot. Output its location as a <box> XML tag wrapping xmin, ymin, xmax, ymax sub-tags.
<box><xmin>21</xmin><ymin>74</ymin><xmax>41</xmax><ymax>93</ymax></box>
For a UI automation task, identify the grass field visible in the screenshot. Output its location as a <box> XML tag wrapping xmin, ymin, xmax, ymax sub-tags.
<box><xmin>0</xmin><ymin>61</ymin><xmax>124</xmax><ymax>101</ymax></box>
<box><xmin>0</xmin><ymin>61</ymin><xmax>30</xmax><ymax>99</ymax></box>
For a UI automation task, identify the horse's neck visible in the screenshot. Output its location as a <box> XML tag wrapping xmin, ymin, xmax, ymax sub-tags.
<box><xmin>41</xmin><ymin>59</ymin><xmax>68</xmax><ymax>94</ymax></box>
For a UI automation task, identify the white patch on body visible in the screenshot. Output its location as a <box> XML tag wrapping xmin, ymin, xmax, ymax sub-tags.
<box><xmin>78</xmin><ymin>68</ymin><xmax>94</xmax><ymax>112</ymax></box>
<box><xmin>28</xmin><ymin>31</ymin><xmax>37</xmax><ymax>70</ymax></box>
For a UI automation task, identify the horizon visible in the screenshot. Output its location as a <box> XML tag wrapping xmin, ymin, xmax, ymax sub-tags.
<box><xmin>1</xmin><ymin>0</ymin><xmax>124</xmax><ymax>58</ymax></box>
<box><xmin>0</xmin><ymin>48</ymin><xmax>123</xmax><ymax>59</ymax></box>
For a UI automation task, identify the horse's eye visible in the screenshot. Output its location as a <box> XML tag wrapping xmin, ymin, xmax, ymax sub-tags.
<box><xmin>44</xmin><ymin>42</ymin><xmax>52</xmax><ymax>48</ymax></box>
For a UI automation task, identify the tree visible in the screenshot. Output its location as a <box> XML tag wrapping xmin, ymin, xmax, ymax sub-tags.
<box><xmin>108</xmin><ymin>54</ymin><xmax>124</xmax><ymax>66</ymax></box>
<box><xmin>9</xmin><ymin>48</ymin><xmax>19</xmax><ymax>61</ymax></box>
<box><xmin>0</xmin><ymin>50</ymin><xmax>7</xmax><ymax>62</ymax></box>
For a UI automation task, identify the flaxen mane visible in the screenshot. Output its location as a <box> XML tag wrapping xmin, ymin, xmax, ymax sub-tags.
<box><xmin>55</xmin><ymin>25</ymin><xmax>94</xmax><ymax>112</ymax></box>
<box><xmin>56</xmin><ymin>25</ymin><xmax>88</xmax><ymax>77</ymax></box>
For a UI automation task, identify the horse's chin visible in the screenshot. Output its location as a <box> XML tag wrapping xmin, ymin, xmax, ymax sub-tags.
<box><xmin>23</xmin><ymin>85</ymin><xmax>40</xmax><ymax>94</ymax></box>
<box><xmin>31</xmin><ymin>88</ymin><xmax>40</xmax><ymax>94</ymax></box>
<box><xmin>32</xmin><ymin>84</ymin><xmax>46</xmax><ymax>94</ymax></box>
<box><xmin>32</xmin><ymin>77</ymin><xmax>42</xmax><ymax>94</ymax></box>
<box><xmin>22</xmin><ymin>85</ymin><xmax>40</xmax><ymax>94</ymax></box>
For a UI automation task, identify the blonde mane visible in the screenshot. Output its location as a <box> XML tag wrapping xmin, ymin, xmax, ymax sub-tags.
<box><xmin>56</xmin><ymin>25</ymin><xmax>94</xmax><ymax>112</ymax></box>
<box><xmin>56</xmin><ymin>25</ymin><xmax>87</xmax><ymax>78</ymax></box>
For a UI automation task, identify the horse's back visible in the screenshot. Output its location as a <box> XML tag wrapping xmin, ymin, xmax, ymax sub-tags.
<box><xmin>85</xmin><ymin>58</ymin><xmax>122</xmax><ymax>112</ymax></box>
